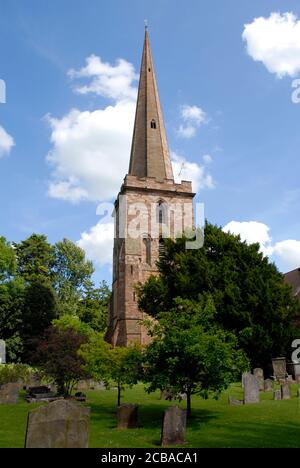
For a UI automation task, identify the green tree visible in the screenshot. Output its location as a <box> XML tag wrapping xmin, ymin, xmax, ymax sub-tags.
<box><xmin>53</xmin><ymin>239</ymin><xmax>94</xmax><ymax>315</ymax></box>
<box><xmin>53</xmin><ymin>314</ymin><xmax>95</xmax><ymax>339</ymax></box>
<box><xmin>0</xmin><ymin>237</ymin><xmax>16</xmax><ymax>282</ymax></box>
<box><xmin>138</xmin><ymin>223</ymin><xmax>300</xmax><ymax>369</ymax></box>
<box><xmin>0</xmin><ymin>278</ymin><xmax>25</xmax><ymax>361</ymax></box>
<box><xmin>22</xmin><ymin>282</ymin><xmax>58</xmax><ymax>361</ymax></box>
<box><xmin>14</xmin><ymin>234</ymin><xmax>55</xmax><ymax>283</ymax></box>
<box><xmin>80</xmin><ymin>335</ymin><xmax>142</xmax><ymax>406</ymax></box>
<box><xmin>143</xmin><ymin>298</ymin><xmax>248</xmax><ymax>417</ymax></box>
<box><xmin>78</xmin><ymin>281</ymin><xmax>111</xmax><ymax>333</ymax></box>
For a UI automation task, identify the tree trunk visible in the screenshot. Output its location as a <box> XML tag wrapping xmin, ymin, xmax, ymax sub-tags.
<box><xmin>186</xmin><ymin>390</ymin><xmax>192</xmax><ymax>418</ymax></box>
<box><xmin>117</xmin><ymin>384</ymin><xmax>121</xmax><ymax>407</ymax></box>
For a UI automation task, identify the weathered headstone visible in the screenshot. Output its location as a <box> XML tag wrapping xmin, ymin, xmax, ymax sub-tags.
<box><xmin>296</xmin><ymin>375</ymin><xmax>300</xmax><ymax>384</ymax></box>
<box><xmin>161</xmin><ymin>406</ymin><xmax>187</xmax><ymax>446</ymax></box>
<box><xmin>25</xmin><ymin>400</ymin><xmax>90</xmax><ymax>448</ymax></box>
<box><xmin>117</xmin><ymin>404</ymin><xmax>139</xmax><ymax>429</ymax></box>
<box><xmin>0</xmin><ymin>340</ymin><xmax>6</xmax><ymax>364</ymax></box>
<box><xmin>242</xmin><ymin>372</ymin><xmax>248</xmax><ymax>388</ymax></box>
<box><xmin>160</xmin><ymin>389</ymin><xmax>173</xmax><ymax>401</ymax></box>
<box><xmin>273</xmin><ymin>390</ymin><xmax>281</xmax><ymax>400</ymax></box>
<box><xmin>253</xmin><ymin>368</ymin><xmax>264</xmax><ymax>391</ymax></box>
<box><xmin>0</xmin><ymin>383</ymin><xmax>19</xmax><ymax>404</ymax></box>
<box><xmin>264</xmin><ymin>379</ymin><xmax>273</xmax><ymax>392</ymax></box>
<box><xmin>244</xmin><ymin>373</ymin><xmax>260</xmax><ymax>404</ymax></box>
<box><xmin>281</xmin><ymin>383</ymin><xmax>291</xmax><ymax>400</ymax></box>
<box><xmin>228</xmin><ymin>396</ymin><xmax>243</xmax><ymax>406</ymax></box>
<box><xmin>272</xmin><ymin>357</ymin><xmax>287</xmax><ymax>381</ymax></box>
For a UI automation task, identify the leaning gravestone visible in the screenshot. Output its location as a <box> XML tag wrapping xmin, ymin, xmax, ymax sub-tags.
<box><xmin>281</xmin><ymin>383</ymin><xmax>291</xmax><ymax>400</ymax></box>
<box><xmin>161</xmin><ymin>406</ymin><xmax>187</xmax><ymax>446</ymax></box>
<box><xmin>253</xmin><ymin>368</ymin><xmax>264</xmax><ymax>391</ymax></box>
<box><xmin>25</xmin><ymin>400</ymin><xmax>90</xmax><ymax>448</ymax></box>
<box><xmin>264</xmin><ymin>379</ymin><xmax>273</xmax><ymax>392</ymax></box>
<box><xmin>117</xmin><ymin>404</ymin><xmax>139</xmax><ymax>429</ymax></box>
<box><xmin>273</xmin><ymin>390</ymin><xmax>281</xmax><ymax>400</ymax></box>
<box><xmin>244</xmin><ymin>373</ymin><xmax>260</xmax><ymax>404</ymax></box>
<box><xmin>0</xmin><ymin>383</ymin><xmax>19</xmax><ymax>404</ymax></box>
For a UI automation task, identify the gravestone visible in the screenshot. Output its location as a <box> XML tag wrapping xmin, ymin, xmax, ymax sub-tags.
<box><xmin>273</xmin><ymin>390</ymin><xmax>281</xmax><ymax>400</ymax></box>
<box><xmin>296</xmin><ymin>376</ymin><xmax>300</xmax><ymax>384</ymax></box>
<box><xmin>161</xmin><ymin>406</ymin><xmax>187</xmax><ymax>446</ymax></box>
<box><xmin>264</xmin><ymin>379</ymin><xmax>273</xmax><ymax>392</ymax></box>
<box><xmin>228</xmin><ymin>396</ymin><xmax>244</xmax><ymax>406</ymax></box>
<box><xmin>281</xmin><ymin>383</ymin><xmax>291</xmax><ymax>400</ymax></box>
<box><xmin>244</xmin><ymin>373</ymin><xmax>260</xmax><ymax>404</ymax></box>
<box><xmin>160</xmin><ymin>390</ymin><xmax>173</xmax><ymax>401</ymax></box>
<box><xmin>253</xmin><ymin>368</ymin><xmax>264</xmax><ymax>391</ymax></box>
<box><xmin>0</xmin><ymin>340</ymin><xmax>6</xmax><ymax>364</ymax></box>
<box><xmin>117</xmin><ymin>404</ymin><xmax>139</xmax><ymax>429</ymax></box>
<box><xmin>0</xmin><ymin>383</ymin><xmax>19</xmax><ymax>404</ymax></box>
<box><xmin>241</xmin><ymin>372</ymin><xmax>248</xmax><ymax>388</ymax></box>
<box><xmin>272</xmin><ymin>357</ymin><xmax>287</xmax><ymax>381</ymax></box>
<box><xmin>25</xmin><ymin>400</ymin><xmax>90</xmax><ymax>448</ymax></box>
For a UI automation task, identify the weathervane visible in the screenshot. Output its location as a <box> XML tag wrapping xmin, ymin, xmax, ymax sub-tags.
<box><xmin>178</xmin><ymin>162</ymin><xmax>186</xmax><ymax>177</ymax></box>
<box><xmin>144</xmin><ymin>19</ymin><xmax>148</xmax><ymax>31</ymax></box>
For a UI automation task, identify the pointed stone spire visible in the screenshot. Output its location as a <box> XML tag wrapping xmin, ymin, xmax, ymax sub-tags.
<box><xmin>129</xmin><ymin>30</ymin><xmax>174</xmax><ymax>180</ymax></box>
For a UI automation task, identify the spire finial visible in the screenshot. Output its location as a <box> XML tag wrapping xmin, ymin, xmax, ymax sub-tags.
<box><xmin>144</xmin><ymin>19</ymin><xmax>148</xmax><ymax>31</ymax></box>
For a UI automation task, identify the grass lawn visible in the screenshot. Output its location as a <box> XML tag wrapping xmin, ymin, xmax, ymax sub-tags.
<box><xmin>0</xmin><ymin>383</ymin><xmax>299</xmax><ymax>448</ymax></box>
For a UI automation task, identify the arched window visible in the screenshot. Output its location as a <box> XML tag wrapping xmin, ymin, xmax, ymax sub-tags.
<box><xmin>157</xmin><ymin>201</ymin><xmax>168</xmax><ymax>226</ymax></box>
<box><xmin>151</xmin><ymin>119</ymin><xmax>157</xmax><ymax>129</ymax></box>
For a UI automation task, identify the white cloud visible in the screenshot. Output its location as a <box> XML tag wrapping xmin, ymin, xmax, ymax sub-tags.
<box><xmin>203</xmin><ymin>154</ymin><xmax>213</xmax><ymax>164</ymax></box>
<box><xmin>243</xmin><ymin>12</ymin><xmax>300</xmax><ymax>78</ymax></box>
<box><xmin>273</xmin><ymin>240</ymin><xmax>300</xmax><ymax>272</ymax></box>
<box><xmin>46</xmin><ymin>101</ymin><xmax>136</xmax><ymax>202</ymax></box>
<box><xmin>177</xmin><ymin>105</ymin><xmax>207</xmax><ymax>139</ymax></box>
<box><xmin>77</xmin><ymin>221</ymin><xmax>114</xmax><ymax>266</ymax></box>
<box><xmin>172</xmin><ymin>152</ymin><xmax>215</xmax><ymax>192</ymax></box>
<box><xmin>223</xmin><ymin>221</ymin><xmax>273</xmax><ymax>256</ymax></box>
<box><xmin>223</xmin><ymin>220</ymin><xmax>300</xmax><ymax>272</ymax></box>
<box><xmin>0</xmin><ymin>125</ymin><xmax>14</xmax><ymax>157</ymax></box>
<box><xmin>177</xmin><ymin>125</ymin><xmax>196</xmax><ymax>139</ymax></box>
<box><xmin>69</xmin><ymin>54</ymin><xmax>138</xmax><ymax>101</ymax></box>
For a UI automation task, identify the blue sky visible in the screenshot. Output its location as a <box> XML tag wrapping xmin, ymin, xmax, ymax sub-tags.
<box><xmin>1</xmin><ymin>0</ymin><xmax>300</xmax><ymax>284</ymax></box>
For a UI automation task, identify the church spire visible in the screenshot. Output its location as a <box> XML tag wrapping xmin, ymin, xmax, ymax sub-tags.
<box><xmin>129</xmin><ymin>29</ymin><xmax>174</xmax><ymax>180</ymax></box>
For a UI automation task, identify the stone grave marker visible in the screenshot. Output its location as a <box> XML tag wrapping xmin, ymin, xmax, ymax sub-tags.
<box><xmin>117</xmin><ymin>404</ymin><xmax>139</xmax><ymax>429</ymax></box>
<box><xmin>244</xmin><ymin>373</ymin><xmax>260</xmax><ymax>404</ymax></box>
<box><xmin>0</xmin><ymin>382</ymin><xmax>19</xmax><ymax>404</ymax></box>
<box><xmin>161</xmin><ymin>406</ymin><xmax>187</xmax><ymax>446</ymax></box>
<box><xmin>281</xmin><ymin>383</ymin><xmax>291</xmax><ymax>400</ymax></box>
<box><xmin>25</xmin><ymin>399</ymin><xmax>90</xmax><ymax>448</ymax></box>
<box><xmin>264</xmin><ymin>379</ymin><xmax>273</xmax><ymax>392</ymax></box>
<box><xmin>253</xmin><ymin>368</ymin><xmax>264</xmax><ymax>391</ymax></box>
<box><xmin>0</xmin><ymin>340</ymin><xmax>6</xmax><ymax>364</ymax></box>
<box><xmin>273</xmin><ymin>390</ymin><xmax>281</xmax><ymax>400</ymax></box>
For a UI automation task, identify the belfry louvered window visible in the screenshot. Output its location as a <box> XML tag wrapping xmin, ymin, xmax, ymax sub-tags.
<box><xmin>151</xmin><ymin>119</ymin><xmax>157</xmax><ymax>129</ymax></box>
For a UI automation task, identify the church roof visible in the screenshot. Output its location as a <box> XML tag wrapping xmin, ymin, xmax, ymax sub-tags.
<box><xmin>284</xmin><ymin>268</ymin><xmax>300</xmax><ymax>299</ymax></box>
<box><xmin>128</xmin><ymin>29</ymin><xmax>174</xmax><ymax>181</ymax></box>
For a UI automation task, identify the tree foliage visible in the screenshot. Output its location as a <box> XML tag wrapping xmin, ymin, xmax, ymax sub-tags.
<box><xmin>143</xmin><ymin>297</ymin><xmax>248</xmax><ymax>417</ymax></box>
<box><xmin>138</xmin><ymin>223</ymin><xmax>300</xmax><ymax>368</ymax></box>
<box><xmin>33</xmin><ymin>326</ymin><xmax>89</xmax><ymax>396</ymax></box>
<box><xmin>80</xmin><ymin>335</ymin><xmax>142</xmax><ymax>406</ymax></box>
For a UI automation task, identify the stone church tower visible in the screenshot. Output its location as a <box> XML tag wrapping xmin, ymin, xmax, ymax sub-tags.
<box><xmin>106</xmin><ymin>29</ymin><xmax>195</xmax><ymax>347</ymax></box>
